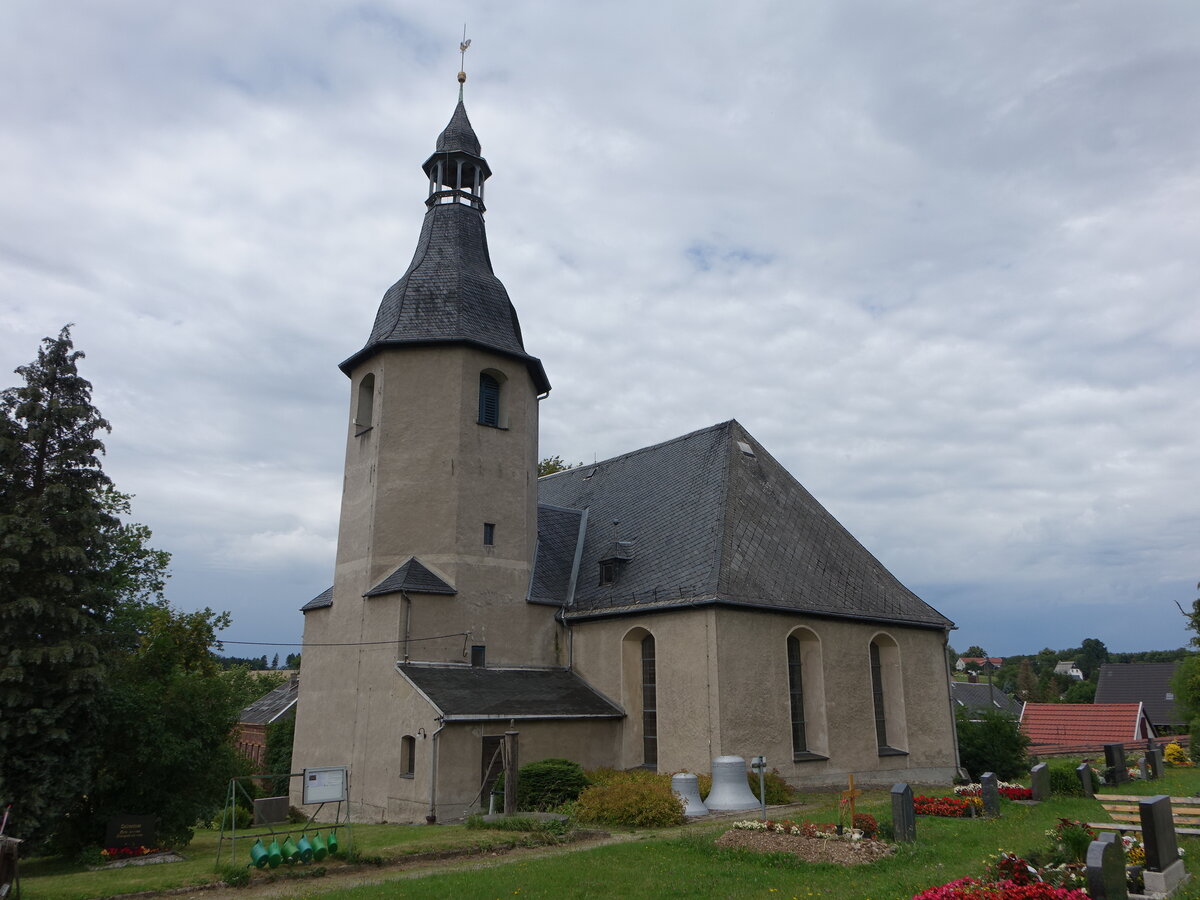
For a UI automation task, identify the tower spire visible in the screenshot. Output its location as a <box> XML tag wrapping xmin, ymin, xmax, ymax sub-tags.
<box><xmin>458</xmin><ymin>27</ymin><xmax>470</xmax><ymax>102</ymax></box>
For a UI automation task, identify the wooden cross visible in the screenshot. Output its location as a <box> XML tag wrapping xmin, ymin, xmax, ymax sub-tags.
<box><xmin>840</xmin><ymin>773</ymin><xmax>862</xmax><ymax>827</ymax></box>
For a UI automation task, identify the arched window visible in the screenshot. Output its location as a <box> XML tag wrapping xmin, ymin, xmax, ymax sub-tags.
<box><xmin>786</xmin><ymin>628</ymin><xmax>828</xmax><ymax>761</ymax></box>
<box><xmin>478</xmin><ymin>372</ymin><xmax>500</xmax><ymax>427</ymax></box>
<box><xmin>400</xmin><ymin>734</ymin><xmax>415</xmax><ymax>778</ymax></box>
<box><xmin>355</xmin><ymin>373</ymin><xmax>375</xmax><ymax>435</ymax></box>
<box><xmin>869</xmin><ymin>634</ymin><xmax>907</xmax><ymax>755</ymax></box>
<box><xmin>641</xmin><ymin>635</ymin><xmax>657</xmax><ymax>768</ymax></box>
<box><xmin>787</xmin><ymin>636</ymin><xmax>807</xmax><ymax>754</ymax></box>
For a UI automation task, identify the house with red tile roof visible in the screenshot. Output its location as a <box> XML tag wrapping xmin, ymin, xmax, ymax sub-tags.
<box><xmin>956</xmin><ymin>656</ymin><xmax>1004</xmax><ymax>672</ymax></box>
<box><xmin>1019</xmin><ymin>702</ymin><xmax>1156</xmax><ymax>753</ymax></box>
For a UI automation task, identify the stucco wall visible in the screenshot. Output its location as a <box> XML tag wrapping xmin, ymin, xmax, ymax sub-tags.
<box><xmin>569</xmin><ymin>606</ymin><xmax>957</xmax><ymax>787</ymax></box>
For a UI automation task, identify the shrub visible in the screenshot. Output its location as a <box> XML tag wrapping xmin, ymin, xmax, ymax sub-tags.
<box><xmin>495</xmin><ymin>758</ymin><xmax>589</xmax><ymax>812</ymax></box>
<box><xmin>219</xmin><ymin>865</ymin><xmax>251</xmax><ymax>888</ymax></box>
<box><xmin>575</xmin><ymin>777</ymin><xmax>685</xmax><ymax>828</ymax></box>
<box><xmin>749</xmin><ymin>768</ymin><xmax>795</xmax><ymax>804</ymax></box>
<box><xmin>1045</xmin><ymin>760</ymin><xmax>1085</xmax><ymax>797</ymax></box>
<box><xmin>1165</xmin><ymin>741</ymin><xmax>1193</xmax><ymax>767</ymax></box>
<box><xmin>955</xmin><ymin>708</ymin><xmax>1029</xmax><ymax>781</ymax></box>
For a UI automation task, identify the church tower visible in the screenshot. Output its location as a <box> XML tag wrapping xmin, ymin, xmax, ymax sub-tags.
<box><xmin>292</xmin><ymin>84</ymin><xmax>560</xmax><ymax>819</ymax></box>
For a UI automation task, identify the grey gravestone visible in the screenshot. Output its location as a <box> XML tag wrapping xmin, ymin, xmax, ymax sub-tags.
<box><xmin>890</xmin><ymin>783</ymin><xmax>915</xmax><ymax>842</ymax></box>
<box><xmin>980</xmin><ymin>772</ymin><xmax>1000</xmax><ymax>817</ymax></box>
<box><xmin>1030</xmin><ymin>763</ymin><xmax>1049</xmax><ymax>801</ymax></box>
<box><xmin>1076</xmin><ymin>763</ymin><xmax>1095</xmax><ymax>798</ymax></box>
<box><xmin>1147</xmin><ymin>747</ymin><xmax>1163</xmax><ymax>779</ymax></box>
<box><xmin>1140</xmin><ymin>794</ymin><xmax>1187</xmax><ymax>894</ymax></box>
<box><xmin>1104</xmin><ymin>743</ymin><xmax>1128</xmax><ymax>785</ymax></box>
<box><xmin>1139</xmin><ymin>757</ymin><xmax>1149</xmax><ymax>780</ymax></box>
<box><xmin>105</xmin><ymin>815</ymin><xmax>157</xmax><ymax>849</ymax></box>
<box><xmin>1085</xmin><ymin>832</ymin><xmax>1127</xmax><ymax>900</ymax></box>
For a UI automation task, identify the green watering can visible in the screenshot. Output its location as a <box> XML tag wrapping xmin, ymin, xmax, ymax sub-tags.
<box><xmin>310</xmin><ymin>832</ymin><xmax>328</xmax><ymax>861</ymax></box>
<box><xmin>281</xmin><ymin>836</ymin><xmax>300</xmax><ymax>864</ymax></box>
<box><xmin>295</xmin><ymin>834</ymin><xmax>314</xmax><ymax>863</ymax></box>
<box><xmin>249</xmin><ymin>839</ymin><xmax>268</xmax><ymax>869</ymax></box>
<box><xmin>327</xmin><ymin>830</ymin><xmax>339</xmax><ymax>855</ymax></box>
<box><xmin>266</xmin><ymin>838</ymin><xmax>283</xmax><ymax>868</ymax></box>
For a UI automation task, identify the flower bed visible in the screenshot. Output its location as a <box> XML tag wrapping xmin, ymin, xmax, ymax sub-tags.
<box><xmin>954</xmin><ymin>783</ymin><xmax>1032</xmax><ymax>801</ymax></box>
<box><xmin>101</xmin><ymin>846</ymin><xmax>165</xmax><ymax>861</ymax></box>
<box><xmin>720</xmin><ymin>818</ymin><xmax>894</xmax><ymax>866</ymax></box>
<box><xmin>912</xmin><ymin>877</ymin><xmax>1089</xmax><ymax>899</ymax></box>
<box><xmin>729</xmin><ymin>815</ymin><xmax>878</xmax><ymax>840</ymax></box>
<box><xmin>914</xmin><ymin>795</ymin><xmax>982</xmax><ymax>817</ymax></box>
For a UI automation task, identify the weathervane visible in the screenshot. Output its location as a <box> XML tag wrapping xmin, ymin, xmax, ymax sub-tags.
<box><xmin>458</xmin><ymin>26</ymin><xmax>471</xmax><ymax>100</ymax></box>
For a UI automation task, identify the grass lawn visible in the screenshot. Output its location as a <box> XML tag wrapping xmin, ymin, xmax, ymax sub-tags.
<box><xmin>21</xmin><ymin>764</ymin><xmax>1200</xmax><ymax>900</ymax></box>
<box><xmin>20</xmin><ymin>821</ymin><xmax>561</xmax><ymax>900</ymax></box>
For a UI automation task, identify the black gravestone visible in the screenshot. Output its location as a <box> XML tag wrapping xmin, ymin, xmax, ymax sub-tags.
<box><xmin>1030</xmin><ymin>762</ymin><xmax>1049</xmax><ymax>801</ymax></box>
<box><xmin>890</xmin><ymin>783</ymin><xmax>915</xmax><ymax>842</ymax></box>
<box><xmin>980</xmin><ymin>772</ymin><xmax>1000</xmax><ymax>817</ymax></box>
<box><xmin>1147</xmin><ymin>747</ymin><xmax>1163</xmax><ymax>779</ymax></box>
<box><xmin>1104</xmin><ymin>743</ymin><xmax>1127</xmax><ymax>785</ymax></box>
<box><xmin>1085</xmin><ymin>832</ymin><xmax>1127</xmax><ymax>900</ymax></box>
<box><xmin>105</xmin><ymin>815</ymin><xmax>157</xmax><ymax>849</ymax></box>
<box><xmin>1076</xmin><ymin>763</ymin><xmax>1095</xmax><ymax>798</ymax></box>
<box><xmin>1140</xmin><ymin>795</ymin><xmax>1178</xmax><ymax>873</ymax></box>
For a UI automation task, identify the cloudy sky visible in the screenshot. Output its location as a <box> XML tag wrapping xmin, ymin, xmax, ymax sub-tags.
<box><xmin>3</xmin><ymin>2</ymin><xmax>1197</xmax><ymax>658</ymax></box>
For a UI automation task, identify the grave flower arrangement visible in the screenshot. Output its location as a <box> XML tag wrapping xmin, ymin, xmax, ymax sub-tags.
<box><xmin>1164</xmin><ymin>741</ymin><xmax>1193</xmax><ymax>767</ymax></box>
<box><xmin>730</xmin><ymin>817</ymin><xmax>878</xmax><ymax>841</ymax></box>
<box><xmin>911</xmin><ymin>877</ymin><xmax>1089</xmax><ymax>898</ymax></box>
<box><xmin>954</xmin><ymin>782</ymin><xmax>1033</xmax><ymax>801</ymax></box>
<box><xmin>100</xmin><ymin>845</ymin><xmax>164</xmax><ymax>860</ymax></box>
<box><xmin>913</xmin><ymin>794</ymin><xmax>982</xmax><ymax>817</ymax></box>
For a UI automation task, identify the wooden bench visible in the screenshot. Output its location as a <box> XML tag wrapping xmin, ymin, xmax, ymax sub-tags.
<box><xmin>1088</xmin><ymin>795</ymin><xmax>1200</xmax><ymax>837</ymax></box>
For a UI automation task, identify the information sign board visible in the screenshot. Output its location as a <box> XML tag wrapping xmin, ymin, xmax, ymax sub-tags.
<box><xmin>302</xmin><ymin>766</ymin><xmax>348</xmax><ymax>805</ymax></box>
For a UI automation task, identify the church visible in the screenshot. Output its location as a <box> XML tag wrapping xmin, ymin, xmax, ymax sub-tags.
<box><xmin>290</xmin><ymin>78</ymin><xmax>960</xmax><ymax>823</ymax></box>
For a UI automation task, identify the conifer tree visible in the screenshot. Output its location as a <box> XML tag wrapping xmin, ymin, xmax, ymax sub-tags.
<box><xmin>0</xmin><ymin>327</ymin><xmax>120</xmax><ymax>843</ymax></box>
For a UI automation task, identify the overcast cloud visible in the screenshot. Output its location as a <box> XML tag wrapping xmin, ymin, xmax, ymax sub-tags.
<box><xmin>2</xmin><ymin>1</ymin><xmax>1197</xmax><ymax>658</ymax></box>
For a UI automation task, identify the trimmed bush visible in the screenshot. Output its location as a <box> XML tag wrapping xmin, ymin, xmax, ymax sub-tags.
<box><xmin>1045</xmin><ymin>760</ymin><xmax>1085</xmax><ymax>797</ymax></box>
<box><xmin>749</xmin><ymin>768</ymin><xmax>795</xmax><ymax>805</ymax></box>
<box><xmin>575</xmin><ymin>773</ymin><xmax>685</xmax><ymax>828</ymax></box>
<box><xmin>495</xmin><ymin>758</ymin><xmax>589</xmax><ymax>811</ymax></box>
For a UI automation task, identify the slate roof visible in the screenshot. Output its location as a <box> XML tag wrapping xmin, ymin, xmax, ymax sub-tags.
<box><xmin>239</xmin><ymin>678</ymin><xmax>299</xmax><ymax>726</ymax></box>
<box><xmin>950</xmin><ymin>681</ymin><xmax>1024</xmax><ymax>718</ymax></box>
<box><xmin>528</xmin><ymin>505</ymin><xmax>586</xmax><ymax>605</ymax></box>
<box><xmin>1095</xmin><ymin>663</ymin><xmax>1183</xmax><ymax>728</ymax></box>
<box><xmin>1019</xmin><ymin>702</ymin><xmax>1156</xmax><ymax>751</ymax></box>
<box><xmin>300</xmin><ymin>585</ymin><xmax>333</xmax><ymax>611</ymax></box>
<box><xmin>397</xmin><ymin>664</ymin><xmax>624</xmax><ymax>721</ymax></box>
<box><xmin>534</xmin><ymin>420</ymin><xmax>953</xmax><ymax>630</ymax></box>
<box><xmin>365</xmin><ymin>558</ymin><xmax>456</xmax><ymax>597</ymax></box>
<box><xmin>434</xmin><ymin>99</ymin><xmax>481</xmax><ymax>156</ymax></box>
<box><xmin>340</xmin><ymin>102</ymin><xmax>549</xmax><ymax>394</ymax></box>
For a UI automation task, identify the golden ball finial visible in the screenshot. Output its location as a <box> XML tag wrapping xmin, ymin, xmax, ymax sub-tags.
<box><xmin>458</xmin><ymin>71</ymin><xmax>466</xmax><ymax>84</ymax></box>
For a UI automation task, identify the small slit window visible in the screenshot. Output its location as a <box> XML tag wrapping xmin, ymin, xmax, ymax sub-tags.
<box><xmin>478</xmin><ymin>373</ymin><xmax>500</xmax><ymax>427</ymax></box>
<box><xmin>400</xmin><ymin>734</ymin><xmax>415</xmax><ymax>777</ymax></box>
<box><xmin>355</xmin><ymin>373</ymin><xmax>375</xmax><ymax>435</ymax></box>
<box><xmin>483</xmin><ymin>523</ymin><xmax>495</xmax><ymax>546</ymax></box>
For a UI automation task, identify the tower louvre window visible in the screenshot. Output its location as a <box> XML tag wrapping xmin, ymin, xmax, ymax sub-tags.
<box><xmin>355</xmin><ymin>373</ymin><xmax>375</xmax><ymax>435</ymax></box>
<box><xmin>483</xmin><ymin>523</ymin><xmax>495</xmax><ymax>545</ymax></box>
<box><xmin>478</xmin><ymin>373</ymin><xmax>500</xmax><ymax>427</ymax></box>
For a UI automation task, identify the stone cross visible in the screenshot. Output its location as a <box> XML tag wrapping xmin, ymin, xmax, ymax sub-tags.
<box><xmin>1147</xmin><ymin>747</ymin><xmax>1163</xmax><ymax>779</ymax></box>
<box><xmin>980</xmin><ymin>772</ymin><xmax>1000</xmax><ymax>817</ymax></box>
<box><xmin>890</xmin><ymin>783</ymin><xmax>915</xmax><ymax>842</ymax></box>
<box><xmin>1104</xmin><ymin>743</ymin><xmax>1128</xmax><ymax>785</ymax></box>
<box><xmin>1030</xmin><ymin>762</ymin><xmax>1049</xmax><ymax>801</ymax></box>
<box><xmin>1085</xmin><ymin>832</ymin><xmax>1127</xmax><ymax>900</ymax></box>
<box><xmin>1076</xmin><ymin>763</ymin><xmax>1095</xmax><ymax>798</ymax></box>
